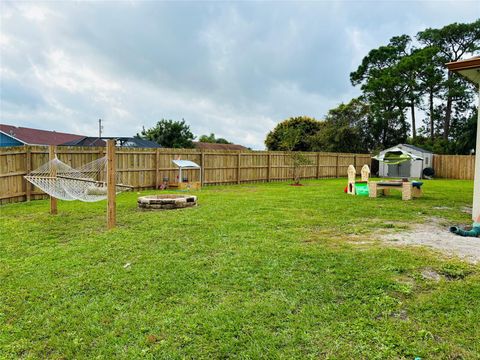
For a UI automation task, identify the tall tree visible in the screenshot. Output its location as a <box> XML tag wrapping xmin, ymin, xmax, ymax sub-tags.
<box><xmin>311</xmin><ymin>98</ymin><xmax>373</xmax><ymax>153</ymax></box>
<box><xmin>394</xmin><ymin>48</ymin><xmax>428</xmax><ymax>138</ymax></box>
<box><xmin>413</xmin><ymin>46</ymin><xmax>444</xmax><ymax>140</ymax></box>
<box><xmin>417</xmin><ymin>20</ymin><xmax>480</xmax><ymax>140</ymax></box>
<box><xmin>350</xmin><ymin>35</ymin><xmax>413</xmax><ymax>146</ymax></box>
<box><xmin>137</xmin><ymin>119</ymin><xmax>195</xmax><ymax>148</ymax></box>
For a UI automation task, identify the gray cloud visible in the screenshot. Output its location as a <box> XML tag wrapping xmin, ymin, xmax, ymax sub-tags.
<box><xmin>1</xmin><ymin>1</ymin><xmax>478</xmax><ymax>148</ymax></box>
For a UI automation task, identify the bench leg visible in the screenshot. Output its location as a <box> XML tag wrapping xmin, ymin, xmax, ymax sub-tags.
<box><xmin>412</xmin><ymin>187</ymin><xmax>422</xmax><ymax>198</ymax></box>
<box><xmin>402</xmin><ymin>182</ymin><xmax>412</xmax><ymax>200</ymax></box>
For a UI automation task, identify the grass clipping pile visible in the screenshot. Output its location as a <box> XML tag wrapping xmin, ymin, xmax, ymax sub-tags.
<box><xmin>381</xmin><ymin>218</ymin><xmax>480</xmax><ymax>264</ymax></box>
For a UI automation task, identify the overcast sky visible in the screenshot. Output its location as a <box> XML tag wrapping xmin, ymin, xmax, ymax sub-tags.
<box><xmin>1</xmin><ymin>1</ymin><xmax>478</xmax><ymax>149</ymax></box>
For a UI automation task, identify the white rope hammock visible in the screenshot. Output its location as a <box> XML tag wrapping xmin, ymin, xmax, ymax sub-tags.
<box><xmin>24</xmin><ymin>156</ymin><xmax>131</xmax><ymax>202</ymax></box>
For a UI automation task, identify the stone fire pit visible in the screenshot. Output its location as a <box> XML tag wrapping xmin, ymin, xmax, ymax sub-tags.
<box><xmin>138</xmin><ymin>194</ymin><xmax>197</xmax><ymax>210</ymax></box>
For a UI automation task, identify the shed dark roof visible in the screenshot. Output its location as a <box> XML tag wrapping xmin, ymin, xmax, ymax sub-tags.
<box><xmin>62</xmin><ymin>137</ymin><xmax>162</xmax><ymax>148</ymax></box>
<box><xmin>62</xmin><ymin>137</ymin><xmax>106</xmax><ymax>146</ymax></box>
<box><xmin>117</xmin><ymin>137</ymin><xmax>161</xmax><ymax>148</ymax></box>
<box><xmin>0</xmin><ymin>124</ymin><xmax>84</xmax><ymax>145</ymax></box>
<box><xmin>194</xmin><ymin>142</ymin><xmax>248</xmax><ymax>151</ymax></box>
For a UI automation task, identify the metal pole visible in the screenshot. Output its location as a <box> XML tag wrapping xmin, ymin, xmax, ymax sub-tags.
<box><xmin>98</xmin><ymin>118</ymin><xmax>103</xmax><ymax>138</ymax></box>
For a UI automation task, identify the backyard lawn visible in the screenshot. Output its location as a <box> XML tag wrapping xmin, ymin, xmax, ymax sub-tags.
<box><xmin>1</xmin><ymin>178</ymin><xmax>479</xmax><ymax>359</ymax></box>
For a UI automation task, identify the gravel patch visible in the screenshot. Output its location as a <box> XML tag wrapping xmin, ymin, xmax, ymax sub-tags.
<box><xmin>381</xmin><ymin>218</ymin><xmax>480</xmax><ymax>264</ymax></box>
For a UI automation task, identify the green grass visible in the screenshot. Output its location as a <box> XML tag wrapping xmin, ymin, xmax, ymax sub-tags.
<box><xmin>1</xmin><ymin>179</ymin><xmax>479</xmax><ymax>359</ymax></box>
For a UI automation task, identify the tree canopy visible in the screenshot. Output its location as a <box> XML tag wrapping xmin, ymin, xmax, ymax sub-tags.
<box><xmin>311</xmin><ymin>98</ymin><xmax>373</xmax><ymax>153</ymax></box>
<box><xmin>198</xmin><ymin>133</ymin><xmax>231</xmax><ymax>144</ymax></box>
<box><xmin>265</xmin><ymin>116</ymin><xmax>323</xmax><ymax>151</ymax></box>
<box><xmin>137</xmin><ymin>119</ymin><xmax>195</xmax><ymax>148</ymax></box>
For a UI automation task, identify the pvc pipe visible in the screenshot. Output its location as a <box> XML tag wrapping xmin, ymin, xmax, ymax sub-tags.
<box><xmin>449</xmin><ymin>223</ymin><xmax>480</xmax><ymax>237</ymax></box>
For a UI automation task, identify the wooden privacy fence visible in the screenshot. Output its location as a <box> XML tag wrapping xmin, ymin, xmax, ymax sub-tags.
<box><xmin>0</xmin><ymin>145</ymin><xmax>371</xmax><ymax>205</ymax></box>
<box><xmin>432</xmin><ymin>154</ymin><xmax>476</xmax><ymax>180</ymax></box>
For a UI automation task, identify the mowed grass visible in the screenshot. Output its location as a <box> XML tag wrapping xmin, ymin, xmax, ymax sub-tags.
<box><xmin>1</xmin><ymin>179</ymin><xmax>479</xmax><ymax>359</ymax></box>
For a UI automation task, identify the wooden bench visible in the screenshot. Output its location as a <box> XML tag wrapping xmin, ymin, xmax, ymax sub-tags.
<box><xmin>368</xmin><ymin>181</ymin><xmax>423</xmax><ymax>200</ymax></box>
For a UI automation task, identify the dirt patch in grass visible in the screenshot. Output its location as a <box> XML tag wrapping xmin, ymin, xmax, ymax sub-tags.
<box><xmin>389</xmin><ymin>309</ymin><xmax>409</xmax><ymax>321</ymax></box>
<box><xmin>421</xmin><ymin>268</ymin><xmax>441</xmax><ymax>282</ymax></box>
<box><xmin>381</xmin><ymin>218</ymin><xmax>480</xmax><ymax>264</ymax></box>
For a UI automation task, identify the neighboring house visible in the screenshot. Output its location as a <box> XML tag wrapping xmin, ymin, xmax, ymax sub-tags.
<box><xmin>0</xmin><ymin>125</ymin><xmax>162</xmax><ymax>148</ymax></box>
<box><xmin>193</xmin><ymin>142</ymin><xmax>249</xmax><ymax>151</ymax></box>
<box><xmin>447</xmin><ymin>56</ymin><xmax>480</xmax><ymax>222</ymax></box>
<box><xmin>62</xmin><ymin>137</ymin><xmax>162</xmax><ymax>148</ymax></box>
<box><xmin>0</xmin><ymin>124</ymin><xmax>84</xmax><ymax>146</ymax></box>
<box><xmin>0</xmin><ymin>131</ymin><xmax>23</xmax><ymax>146</ymax></box>
<box><xmin>377</xmin><ymin>144</ymin><xmax>433</xmax><ymax>178</ymax></box>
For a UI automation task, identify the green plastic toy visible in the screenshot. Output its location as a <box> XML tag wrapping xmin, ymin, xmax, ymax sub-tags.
<box><xmin>354</xmin><ymin>183</ymin><xmax>369</xmax><ymax>196</ymax></box>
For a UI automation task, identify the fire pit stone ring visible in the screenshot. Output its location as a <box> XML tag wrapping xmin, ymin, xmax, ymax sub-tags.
<box><xmin>137</xmin><ymin>194</ymin><xmax>197</xmax><ymax>210</ymax></box>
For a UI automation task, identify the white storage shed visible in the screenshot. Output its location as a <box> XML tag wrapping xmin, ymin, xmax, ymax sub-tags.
<box><xmin>377</xmin><ymin>144</ymin><xmax>433</xmax><ymax>178</ymax></box>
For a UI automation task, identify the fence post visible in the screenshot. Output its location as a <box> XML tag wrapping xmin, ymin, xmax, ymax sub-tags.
<box><xmin>353</xmin><ymin>154</ymin><xmax>357</xmax><ymax>171</ymax></box>
<box><xmin>335</xmin><ymin>154</ymin><xmax>339</xmax><ymax>178</ymax></box>
<box><xmin>317</xmin><ymin>153</ymin><xmax>321</xmax><ymax>179</ymax></box>
<box><xmin>107</xmin><ymin>140</ymin><xmax>116</xmax><ymax>229</ymax></box>
<box><xmin>155</xmin><ymin>148</ymin><xmax>160</xmax><ymax>189</ymax></box>
<box><xmin>200</xmin><ymin>151</ymin><xmax>205</xmax><ymax>186</ymax></box>
<box><xmin>49</xmin><ymin>145</ymin><xmax>57</xmax><ymax>214</ymax></box>
<box><xmin>25</xmin><ymin>146</ymin><xmax>31</xmax><ymax>201</ymax></box>
<box><xmin>237</xmin><ymin>152</ymin><xmax>241</xmax><ymax>184</ymax></box>
<box><xmin>267</xmin><ymin>153</ymin><xmax>271</xmax><ymax>182</ymax></box>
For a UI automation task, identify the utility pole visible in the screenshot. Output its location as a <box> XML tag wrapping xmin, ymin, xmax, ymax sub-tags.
<box><xmin>98</xmin><ymin>118</ymin><xmax>103</xmax><ymax>138</ymax></box>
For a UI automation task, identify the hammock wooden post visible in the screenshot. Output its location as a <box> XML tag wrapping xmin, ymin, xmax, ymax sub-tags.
<box><xmin>25</xmin><ymin>146</ymin><xmax>32</xmax><ymax>202</ymax></box>
<box><xmin>49</xmin><ymin>145</ymin><xmax>57</xmax><ymax>214</ymax></box>
<box><xmin>107</xmin><ymin>139</ymin><xmax>116</xmax><ymax>229</ymax></box>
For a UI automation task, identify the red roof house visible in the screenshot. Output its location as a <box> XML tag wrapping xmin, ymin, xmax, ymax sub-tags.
<box><xmin>0</xmin><ymin>124</ymin><xmax>85</xmax><ymax>146</ymax></box>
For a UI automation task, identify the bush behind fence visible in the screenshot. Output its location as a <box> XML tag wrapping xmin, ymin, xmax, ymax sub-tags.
<box><xmin>0</xmin><ymin>145</ymin><xmax>372</xmax><ymax>204</ymax></box>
